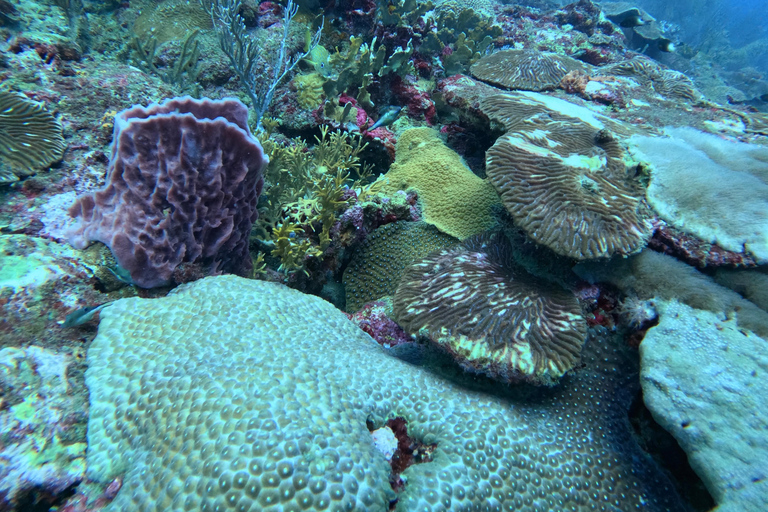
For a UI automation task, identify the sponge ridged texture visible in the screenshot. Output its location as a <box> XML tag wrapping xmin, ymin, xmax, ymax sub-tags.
<box><xmin>86</xmin><ymin>275</ymin><xmax>686</xmax><ymax>511</ymax></box>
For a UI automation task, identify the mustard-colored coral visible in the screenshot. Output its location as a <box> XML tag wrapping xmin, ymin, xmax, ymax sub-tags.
<box><xmin>293</xmin><ymin>72</ymin><xmax>325</xmax><ymax>110</ymax></box>
<box><xmin>270</xmin><ymin>221</ymin><xmax>322</xmax><ymax>275</ymax></box>
<box><xmin>380</xmin><ymin>128</ymin><xmax>499</xmax><ymax>239</ymax></box>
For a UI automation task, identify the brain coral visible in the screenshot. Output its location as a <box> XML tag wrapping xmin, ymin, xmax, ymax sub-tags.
<box><xmin>471</xmin><ymin>50</ymin><xmax>588</xmax><ymax>91</ymax></box>
<box><xmin>482</xmin><ymin>92</ymin><xmax>651</xmax><ymax>260</ymax></box>
<box><xmin>380</xmin><ymin>128</ymin><xmax>500</xmax><ymax>240</ymax></box>
<box><xmin>86</xmin><ymin>275</ymin><xmax>687</xmax><ymax>512</ymax></box>
<box><xmin>343</xmin><ymin>221</ymin><xmax>458</xmax><ymax>313</ymax></box>
<box><xmin>393</xmin><ymin>232</ymin><xmax>587</xmax><ymax>385</ymax></box>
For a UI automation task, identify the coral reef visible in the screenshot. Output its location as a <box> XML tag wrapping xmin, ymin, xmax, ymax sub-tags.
<box><xmin>0</xmin><ymin>345</ymin><xmax>86</xmax><ymax>510</ymax></box>
<box><xmin>84</xmin><ymin>275</ymin><xmax>687</xmax><ymax>511</ymax></box>
<box><xmin>629</xmin><ymin>127</ymin><xmax>768</xmax><ymax>264</ymax></box>
<box><xmin>131</xmin><ymin>0</ymin><xmax>211</xmax><ymax>45</ymax></box>
<box><xmin>393</xmin><ymin>232</ymin><xmax>587</xmax><ymax>385</ymax></box>
<box><xmin>649</xmin><ymin>219</ymin><xmax>759</xmax><ymax>269</ymax></box>
<box><xmin>345</xmin><ymin>298</ymin><xmax>410</xmax><ymax>348</ymax></box>
<box><xmin>471</xmin><ymin>49</ymin><xmax>588</xmax><ymax>91</ymax></box>
<box><xmin>380</xmin><ymin>127</ymin><xmax>500</xmax><ymax>240</ymax></box>
<box><xmin>343</xmin><ymin>220</ymin><xmax>458</xmax><ymax>313</ymax></box>
<box><xmin>0</xmin><ymin>90</ymin><xmax>66</xmax><ymax>183</ymax></box>
<box><xmin>67</xmin><ymin>97</ymin><xmax>267</xmax><ymax>288</ymax></box>
<box><xmin>257</xmin><ymin>126</ymin><xmax>390</xmax><ymax>278</ymax></box>
<box><xmin>482</xmin><ymin>92</ymin><xmax>651</xmax><ymax>260</ymax></box>
<box><xmin>574</xmin><ymin>249</ymin><xmax>768</xmax><ymax>338</ymax></box>
<box><xmin>641</xmin><ymin>300</ymin><xmax>768</xmax><ymax>512</ymax></box>
<box><xmin>712</xmin><ymin>268</ymin><xmax>768</xmax><ymax>311</ymax></box>
<box><xmin>418</xmin><ymin>7</ymin><xmax>502</xmax><ymax>75</ymax></box>
<box><xmin>600</xmin><ymin>57</ymin><xmax>706</xmax><ymax>104</ymax></box>
<box><xmin>2</xmin><ymin>0</ymin><xmax>767</xmax><ymax>509</ymax></box>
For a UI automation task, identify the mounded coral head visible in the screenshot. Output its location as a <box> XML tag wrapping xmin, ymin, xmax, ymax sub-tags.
<box><xmin>132</xmin><ymin>0</ymin><xmax>212</xmax><ymax>44</ymax></box>
<box><xmin>380</xmin><ymin>128</ymin><xmax>500</xmax><ymax>240</ymax></box>
<box><xmin>393</xmin><ymin>232</ymin><xmax>587</xmax><ymax>385</ymax></box>
<box><xmin>343</xmin><ymin>220</ymin><xmax>458</xmax><ymax>313</ymax></box>
<box><xmin>482</xmin><ymin>92</ymin><xmax>651</xmax><ymax>260</ymax></box>
<box><xmin>471</xmin><ymin>50</ymin><xmax>588</xmax><ymax>91</ymax></box>
<box><xmin>67</xmin><ymin>96</ymin><xmax>267</xmax><ymax>288</ymax></box>
<box><xmin>86</xmin><ymin>274</ymin><xmax>687</xmax><ymax>511</ymax></box>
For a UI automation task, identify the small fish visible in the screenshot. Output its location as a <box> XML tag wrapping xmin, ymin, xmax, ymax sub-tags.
<box><xmin>368</xmin><ymin>106</ymin><xmax>402</xmax><ymax>131</ymax></box>
<box><xmin>619</xmin><ymin>14</ymin><xmax>645</xmax><ymax>28</ymax></box>
<box><xmin>107</xmin><ymin>265</ymin><xmax>135</xmax><ymax>285</ymax></box>
<box><xmin>658</xmin><ymin>39</ymin><xmax>676</xmax><ymax>53</ymax></box>
<box><xmin>303</xmin><ymin>36</ymin><xmax>332</xmax><ymax>77</ymax></box>
<box><xmin>62</xmin><ymin>302</ymin><xmax>113</xmax><ymax>328</ymax></box>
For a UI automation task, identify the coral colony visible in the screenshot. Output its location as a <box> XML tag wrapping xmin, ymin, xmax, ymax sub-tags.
<box><xmin>0</xmin><ymin>0</ymin><xmax>767</xmax><ymax>511</ymax></box>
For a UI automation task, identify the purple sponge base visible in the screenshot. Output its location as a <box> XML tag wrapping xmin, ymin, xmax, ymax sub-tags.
<box><xmin>68</xmin><ymin>97</ymin><xmax>267</xmax><ymax>288</ymax></box>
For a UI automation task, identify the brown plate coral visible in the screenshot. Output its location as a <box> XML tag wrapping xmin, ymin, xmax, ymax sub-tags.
<box><xmin>481</xmin><ymin>92</ymin><xmax>651</xmax><ymax>260</ymax></box>
<box><xmin>470</xmin><ymin>49</ymin><xmax>588</xmax><ymax>91</ymax></box>
<box><xmin>0</xmin><ymin>90</ymin><xmax>66</xmax><ymax>182</ymax></box>
<box><xmin>394</xmin><ymin>232</ymin><xmax>587</xmax><ymax>385</ymax></box>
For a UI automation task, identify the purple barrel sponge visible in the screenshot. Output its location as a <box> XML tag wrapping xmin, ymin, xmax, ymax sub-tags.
<box><xmin>68</xmin><ymin>96</ymin><xmax>267</xmax><ymax>288</ymax></box>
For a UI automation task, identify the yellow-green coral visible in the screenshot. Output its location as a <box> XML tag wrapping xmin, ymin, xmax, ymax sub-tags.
<box><xmin>381</xmin><ymin>128</ymin><xmax>500</xmax><ymax>239</ymax></box>
<box><xmin>293</xmin><ymin>72</ymin><xmax>326</xmax><ymax>110</ymax></box>
<box><xmin>269</xmin><ymin>221</ymin><xmax>322</xmax><ymax>275</ymax></box>
<box><xmin>343</xmin><ymin>221</ymin><xmax>459</xmax><ymax>312</ymax></box>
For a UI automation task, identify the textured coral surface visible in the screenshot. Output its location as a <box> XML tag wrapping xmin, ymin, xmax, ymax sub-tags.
<box><xmin>380</xmin><ymin>128</ymin><xmax>499</xmax><ymax>240</ymax></box>
<box><xmin>393</xmin><ymin>233</ymin><xmax>586</xmax><ymax>385</ymax></box>
<box><xmin>86</xmin><ymin>275</ymin><xmax>686</xmax><ymax>511</ymax></box>
<box><xmin>641</xmin><ymin>300</ymin><xmax>768</xmax><ymax>512</ymax></box>
<box><xmin>343</xmin><ymin>221</ymin><xmax>458</xmax><ymax>313</ymax></box>
<box><xmin>482</xmin><ymin>92</ymin><xmax>650</xmax><ymax>260</ymax></box>
<box><xmin>471</xmin><ymin>49</ymin><xmax>587</xmax><ymax>91</ymax></box>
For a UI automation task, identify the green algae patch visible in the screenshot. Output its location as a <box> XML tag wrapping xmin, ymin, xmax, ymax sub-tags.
<box><xmin>0</xmin><ymin>235</ymin><xmax>81</xmax><ymax>292</ymax></box>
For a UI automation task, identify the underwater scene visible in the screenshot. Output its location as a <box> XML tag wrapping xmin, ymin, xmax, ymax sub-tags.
<box><xmin>1</xmin><ymin>0</ymin><xmax>767</xmax><ymax>510</ymax></box>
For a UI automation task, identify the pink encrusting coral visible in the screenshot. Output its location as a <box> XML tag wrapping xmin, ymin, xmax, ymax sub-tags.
<box><xmin>66</xmin><ymin>97</ymin><xmax>268</xmax><ymax>288</ymax></box>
